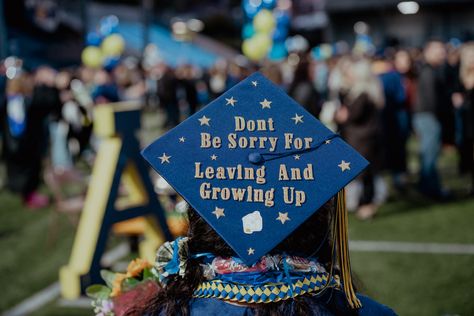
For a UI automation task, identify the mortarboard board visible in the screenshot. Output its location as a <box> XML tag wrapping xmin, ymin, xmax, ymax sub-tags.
<box><xmin>142</xmin><ymin>72</ymin><xmax>368</xmax><ymax>308</ymax></box>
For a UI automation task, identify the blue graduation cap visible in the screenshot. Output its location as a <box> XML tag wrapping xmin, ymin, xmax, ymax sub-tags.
<box><xmin>142</xmin><ymin>72</ymin><xmax>368</xmax><ymax>307</ymax></box>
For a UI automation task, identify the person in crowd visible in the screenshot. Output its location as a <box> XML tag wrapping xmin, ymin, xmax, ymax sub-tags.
<box><xmin>1</xmin><ymin>66</ymin><xmax>62</xmax><ymax>209</ymax></box>
<box><xmin>442</xmin><ymin>44</ymin><xmax>461</xmax><ymax>146</ymax></box>
<box><xmin>322</xmin><ymin>56</ymin><xmax>353</xmax><ymax>132</ymax></box>
<box><xmin>288</xmin><ymin>55</ymin><xmax>321</xmax><ymax>118</ymax></box>
<box><xmin>157</xmin><ymin>64</ymin><xmax>180</xmax><ymax>128</ymax></box>
<box><xmin>32</xmin><ymin>67</ymin><xmax>64</xmax><ymax>169</ymax></box>
<box><xmin>335</xmin><ymin>59</ymin><xmax>385</xmax><ymax>220</ymax></box>
<box><xmin>413</xmin><ymin>40</ymin><xmax>449</xmax><ymax>199</ymax></box>
<box><xmin>260</xmin><ymin>62</ymin><xmax>284</xmax><ymax>87</ymax></box>
<box><xmin>394</xmin><ymin>49</ymin><xmax>418</xmax><ymax>122</ymax></box>
<box><xmin>0</xmin><ymin>61</ymin><xmax>6</xmax><ymax>113</ymax></box>
<box><xmin>68</xmin><ymin>70</ymin><xmax>95</xmax><ymax>157</ymax></box>
<box><xmin>54</xmin><ymin>69</ymin><xmax>93</xmax><ymax>162</ymax></box>
<box><xmin>226</xmin><ymin>62</ymin><xmax>240</xmax><ymax>88</ymax></box>
<box><xmin>373</xmin><ymin>54</ymin><xmax>409</xmax><ymax>191</ymax></box>
<box><xmin>176</xmin><ymin>64</ymin><xmax>199</xmax><ymax>116</ymax></box>
<box><xmin>195</xmin><ymin>79</ymin><xmax>210</xmax><ymax>109</ymax></box>
<box><xmin>113</xmin><ymin>59</ymin><xmax>146</xmax><ymax>101</ymax></box>
<box><xmin>91</xmin><ymin>69</ymin><xmax>120</xmax><ymax>104</ymax></box>
<box><xmin>78</xmin><ymin>66</ymin><xmax>96</xmax><ymax>91</ymax></box>
<box><xmin>456</xmin><ymin>42</ymin><xmax>474</xmax><ymax>193</ymax></box>
<box><xmin>144</xmin><ymin>65</ymin><xmax>161</xmax><ymax>110</ymax></box>
<box><xmin>1</xmin><ymin>75</ymin><xmax>33</xmax><ymax>200</ymax></box>
<box><xmin>312</xmin><ymin>57</ymin><xmax>330</xmax><ymax>103</ymax></box>
<box><xmin>448</xmin><ymin>44</ymin><xmax>471</xmax><ymax>177</ymax></box>
<box><xmin>50</xmin><ymin>70</ymin><xmax>73</xmax><ymax>171</ymax></box>
<box><xmin>208</xmin><ymin>59</ymin><xmax>229</xmax><ymax>99</ymax></box>
<box><xmin>0</xmin><ymin>62</ymin><xmax>6</xmax><ymax>161</ymax></box>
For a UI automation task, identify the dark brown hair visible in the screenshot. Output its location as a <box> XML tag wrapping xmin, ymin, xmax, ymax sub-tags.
<box><xmin>128</xmin><ymin>199</ymin><xmax>356</xmax><ymax>316</ymax></box>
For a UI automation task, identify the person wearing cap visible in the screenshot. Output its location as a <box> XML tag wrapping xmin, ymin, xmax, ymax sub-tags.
<box><xmin>124</xmin><ymin>73</ymin><xmax>396</xmax><ymax>315</ymax></box>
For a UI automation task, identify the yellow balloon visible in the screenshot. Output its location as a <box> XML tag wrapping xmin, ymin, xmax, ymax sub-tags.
<box><xmin>101</xmin><ymin>34</ymin><xmax>125</xmax><ymax>57</ymax></box>
<box><xmin>242</xmin><ymin>34</ymin><xmax>272</xmax><ymax>61</ymax></box>
<box><xmin>242</xmin><ymin>38</ymin><xmax>261</xmax><ymax>61</ymax></box>
<box><xmin>81</xmin><ymin>46</ymin><xmax>103</xmax><ymax>68</ymax></box>
<box><xmin>253</xmin><ymin>33</ymin><xmax>272</xmax><ymax>52</ymax></box>
<box><xmin>253</xmin><ymin>9</ymin><xmax>275</xmax><ymax>34</ymax></box>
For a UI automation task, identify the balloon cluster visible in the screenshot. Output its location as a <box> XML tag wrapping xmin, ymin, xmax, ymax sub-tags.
<box><xmin>241</xmin><ymin>0</ymin><xmax>291</xmax><ymax>62</ymax></box>
<box><xmin>81</xmin><ymin>16</ymin><xmax>125</xmax><ymax>70</ymax></box>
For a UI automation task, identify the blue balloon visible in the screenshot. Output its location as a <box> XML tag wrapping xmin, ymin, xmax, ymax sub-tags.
<box><xmin>99</xmin><ymin>15</ymin><xmax>119</xmax><ymax>36</ymax></box>
<box><xmin>275</xmin><ymin>10</ymin><xmax>290</xmax><ymax>27</ymax></box>
<box><xmin>272</xmin><ymin>25</ymin><xmax>288</xmax><ymax>42</ymax></box>
<box><xmin>103</xmin><ymin>56</ymin><xmax>120</xmax><ymax>71</ymax></box>
<box><xmin>242</xmin><ymin>23</ymin><xmax>256</xmax><ymax>39</ymax></box>
<box><xmin>262</xmin><ymin>0</ymin><xmax>276</xmax><ymax>9</ymax></box>
<box><xmin>311</xmin><ymin>46</ymin><xmax>322</xmax><ymax>61</ymax></box>
<box><xmin>268</xmin><ymin>42</ymin><xmax>287</xmax><ymax>61</ymax></box>
<box><xmin>86</xmin><ymin>31</ymin><xmax>102</xmax><ymax>46</ymax></box>
<box><xmin>105</xmin><ymin>15</ymin><xmax>119</xmax><ymax>27</ymax></box>
<box><xmin>243</xmin><ymin>0</ymin><xmax>262</xmax><ymax>19</ymax></box>
<box><xmin>99</xmin><ymin>23</ymin><xmax>112</xmax><ymax>37</ymax></box>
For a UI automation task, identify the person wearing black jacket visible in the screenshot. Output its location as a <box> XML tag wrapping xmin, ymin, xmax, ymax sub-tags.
<box><xmin>178</xmin><ymin>65</ymin><xmax>199</xmax><ymax>116</ymax></box>
<box><xmin>158</xmin><ymin>66</ymin><xmax>179</xmax><ymax>128</ymax></box>
<box><xmin>457</xmin><ymin>43</ymin><xmax>474</xmax><ymax>194</ymax></box>
<box><xmin>413</xmin><ymin>41</ymin><xmax>449</xmax><ymax>198</ymax></box>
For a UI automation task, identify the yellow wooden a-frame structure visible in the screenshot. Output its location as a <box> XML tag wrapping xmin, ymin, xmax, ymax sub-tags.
<box><xmin>60</xmin><ymin>103</ymin><xmax>172</xmax><ymax>299</ymax></box>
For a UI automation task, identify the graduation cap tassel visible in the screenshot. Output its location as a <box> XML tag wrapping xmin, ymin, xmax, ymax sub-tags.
<box><xmin>336</xmin><ymin>189</ymin><xmax>362</xmax><ymax>309</ymax></box>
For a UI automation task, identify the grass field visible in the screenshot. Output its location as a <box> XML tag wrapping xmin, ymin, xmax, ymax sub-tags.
<box><xmin>1</xmin><ymin>125</ymin><xmax>473</xmax><ymax>315</ymax></box>
<box><xmin>351</xmin><ymin>199</ymin><xmax>474</xmax><ymax>316</ymax></box>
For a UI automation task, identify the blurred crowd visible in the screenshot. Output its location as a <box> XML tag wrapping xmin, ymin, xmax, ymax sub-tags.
<box><xmin>0</xmin><ymin>40</ymin><xmax>473</xmax><ymax>219</ymax></box>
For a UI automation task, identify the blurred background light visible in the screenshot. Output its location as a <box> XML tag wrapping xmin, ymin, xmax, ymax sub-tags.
<box><xmin>172</xmin><ymin>21</ymin><xmax>187</xmax><ymax>36</ymax></box>
<box><xmin>353</xmin><ymin>21</ymin><xmax>369</xmax><ymax>35</ymax></box>
<box><xmin>397</xmin><ymin>1</ymin><xmax>420</xmax><ymax>15</ymax></box>
<box><xmin>187</xmin><ymin>19</ymin><xmax>204</xmax><ymax>33</ymax></box>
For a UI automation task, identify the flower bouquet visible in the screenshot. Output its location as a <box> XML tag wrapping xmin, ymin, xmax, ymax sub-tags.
<box><xmin>86</xmin><ymin>258</ymin><xmax>161</xmax><ymax>316</ymax></box>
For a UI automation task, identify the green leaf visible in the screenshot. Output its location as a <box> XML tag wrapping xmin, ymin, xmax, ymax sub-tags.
<box><xmin>121</xmin><ymin>277</ymin><xmax>141</xmax><ymax>291</ymax></box>
<box><xmin>100</xmin><ymin>270</ymin><xmax>117</xmax><ymax>288</ymax></box>
<box><xmin>85</xmin><ymin>284</ymin><xmax>111</xmax><ymax>299</ymax></box>
<box><xmin>143</xmin><ymin>267</ymin><xmax>153</xmax><ymax>279</ymax></box>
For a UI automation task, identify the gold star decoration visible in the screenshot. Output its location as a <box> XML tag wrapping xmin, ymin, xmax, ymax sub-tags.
<box><xmin>260</xmin><ymin>98</ymin><xmax>272</xmax><ymax>109</ymax></box>
<box><xmin>276</xmin><ymin>212</ymin><xmax>290</xmax><ymax>224</ymax></box>
<box><xmin>252</xmin><ymin>80</ymin><xmax>258</xmax><ymax>87</ymax></box>
<box><xmin>226</xmin><ymin>97</ymin><xmax>237</xmax><ymax>106</ymax></box>
<box><xmin>210</xmin><ymin>154</ymin><xmax>218</xmax><ymax>161</ymax></box>
<box><xmin>291</xmin><ymin>113</ymin><xmax>304</xmax><ymax>124</ymax></box>
<box><xmin>158</xmin><ymin>153</ymin><xmax>171</xmax><ymax>164</ymax></box>
<box><xmin>247</xmin><ymin>247</ymin><xmax>255</xmax><ymax>255</ymax></box>
<box><xmin>179</xmin><ymin>137</ymin><xmax>186</xmax><ymax>143</ymax></box>
<box><xmin>198</xmin><ymin>115</ymin><xmax>211</xmax><ymax>126</ymax></box>
<box><xmin>338</xmin><ymin>160</ymin><xmax>351</xmax><ymax>172</ymax></box>
<box><xmin>293</xmin><ymin>155</ymin><xmax>301</xmax><ymax>160</ymax></box>
<box><xmin>212</xmin><ymin>207</ymin><xmax>225</xmax><ymax>219</ymax></box>
<box><xmin>325</xmin><ymin>139</ymin><xmax>331</xmax><ymax>145</ymax></box>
